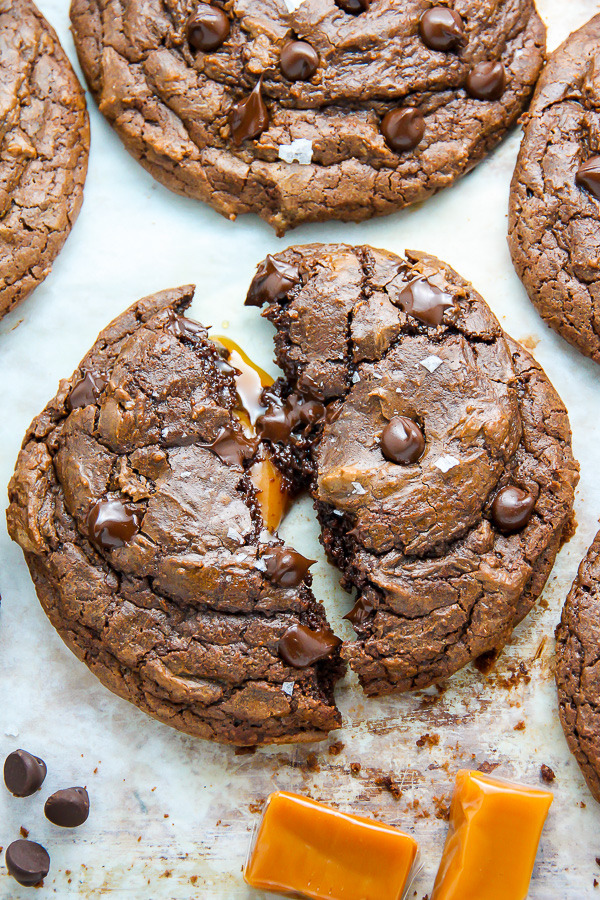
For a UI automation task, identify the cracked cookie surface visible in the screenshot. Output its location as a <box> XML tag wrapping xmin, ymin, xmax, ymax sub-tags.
<box><xmin>6</xmin><ymin>286</ymin><xmax>343</xmax><ymax>746</ymax></box>
<box><xmin>69</xmin><ymin>0</ymin><xmax>544</xmax><ymax>233</ymax></box>
<box><xmin>556</xmin><ymin>529</ymin><xmax>600</xmax><ymax>803</ymax></box>
<box><xmin>250</xmin><ymin>243</ymin><xmax>579</xmax><ymax>695</ymax></box>
<box><xmin>509</xmin><ymin>14</ymin><xmax>600</xmax><ymax>363</ymax></box>
<box><xmin>0</xmin><ymin>0</ymin><xmax>89</xmax><ymax>320</ymax></box>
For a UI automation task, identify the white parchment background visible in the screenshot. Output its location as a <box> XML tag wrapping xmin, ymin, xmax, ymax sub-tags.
<box><xmin>2</xmin><ymin>1</ymin><xmax>600</xmax><ymax>897</ymax></box>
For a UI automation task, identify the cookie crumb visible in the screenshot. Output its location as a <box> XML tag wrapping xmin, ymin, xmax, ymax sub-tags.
<box><xmin>350</xmin><ymin>763</ymin><xmax>361</xmax><ymax>776</ymax></box>
<box><xmin>328</xmin><ymin>741</ymin><xmax>345</xmax><ymax>756</ymax></box>
<box><xmin>477</xmin><ymin>761</ymin><xmax>500</xmax><ymax>774</ymax></box>
<box><xmin>513</xmin><ymin>721</ymin><xmax>526</xmax><ymax>731</ymax></box>
<box><xmin>19</xmin><ymin>826</ymin><xmax>29</xmax><ymax>839</ymax></box>
<box><xmin>375</xmin><ymin>774</ymin><xmax>403</xmax><ymax>801</ymax></box>
<box><xmin>540</xmin><ymin>764</ymin><xmax>555</xmax><ymax>783</ymax></box>
<box><xmin>416</xmin><ymin>733</ymin><xmax>440</xmax><ymax>749</ymax></box>
<box><xmin>306</xmin><ymin>753</ymin><xmax>320</xmax><ymax>772</ymax></box>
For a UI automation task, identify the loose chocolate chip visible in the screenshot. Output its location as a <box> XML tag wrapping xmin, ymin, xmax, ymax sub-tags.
<box><xmin>68</xmin><ymin>371</ymin><xmax>107</xmax><ymax>411</ymax></box>
<box><xmin>335</xmin><ymin>0</ymin><xmax>369</xmax><ymax>13</ymax></box>
<box><xmin>466</xmin><ymin>61</ymin><xmax>506</xmax><ymax>101</ymax></box>
<box><xmin>202</xmin><ymin>425</ymin><xmax>258</xmax><ymax>467</ymax></box>
<box><xmin>87</xmin><ymin>498</ymin><xmax>142</xmax><ymax>551</ymax></box>
<box><xmin>344</xmin><ymin>594</ymin><xmax>375</xmax><ymax>627</ymax></box>
<box><xmin>45</xmin><ymin>787</ymin><xmax>90</xmax><ymax>828</ymax></box>
<box><xmin>397</xmin><ymin>277</ymin><xmax>454</xmax><ymax>325</ymax></box>
<box><xmin>4</xmin><ymin>750</ymin><xmax>47</xmax><ymax>797</ymax></box>
<box><xmin>278</xmin><ymin>624</ymin><xmax>341</xmax><ymax>668</ymax></box>
<box><xmin>491</xmin><ymin>486</ymin><xmax>535</xmax><ymax>534</ymax></box>
<box><xmin>576</xmin><ymin>155</ymin><xmax>600</xmax><ymax>199</ymax></box>
<box><xmin>245</xmin><ymin>255</ymin><xmax>300</xmax><ymax>307</ymax></box>
<box><xmin>280</xmin><ymin>41</ymin><xmax>319</xmax><ymax>82</ymax></box>
<box><xmin>230</xmin><ymin>75</ymin><xmax>269</xmax><ymax>145</ymax></box>
<box><xmin>380</xmin><ymin>107</ymin><xmax>425</xmax><ymax>153</ymax></box>
<box><xmin>381</xmin><ymin>416</ymin><xmax>425</xmax><ymax>465</ymax></box>
<box><xmin>186</xmin><ymin>4</ymin><xmax>230</xmax><ymax>52</ymax></box>
<box><xmin>5</xmin><ymin>840</ymin><xmax>50</xmax><ymax>887</ymax></box>
<box><xmin>419</xmin><ymin>7</ymin><xmax>465</xmax><ymax>52</ymax></box>
<box><xmin>257</xmin><ymin>393</ymin><xmax>326</xmax><ymax>443</ymax></box>
<box><xmin>262</xmin><ymin>547</ymin><xmax>315</xmax><ymax>588</ymax></box>
<box><xmin>165</xmin><ymin>312</ymin><xmax>204</xmax><ymax>340</ymax></box>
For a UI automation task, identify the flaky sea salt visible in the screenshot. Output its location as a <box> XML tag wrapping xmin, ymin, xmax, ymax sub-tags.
<box><xmin>434</xmin><ymin>455</ymin><xmax>459</xmax><ymax>473</ymax></box>
<box><xmin>227</xmin><ymin>527</ymin><xmax>244</xmax><ymax>544</ymax></box>
<box><xmin>282</xmin><ymin>681</ymin><xmax>295</xmax><ymax>697</ymax></box>
<box><xmin>351</xmin><ymin>482</ymin><xmax>367</xmax><ymax>495</ymax></box>
<box><xmin>419</xmin><ymin>355</ymin><xmax>443</xmax><ymax>373</ymax></box>
<box><xmin>253</xmin><ymin>558</ymin><xmax>267</xmax><ymax>572</ymax></box>
<box><xmin>351</xmin><ymin>371</ymin><xmax>361</xmax><ymax>384</ymax></box>
<box><xmin>278</xmin><ymin>138</ymin><xmax>313</xmax><ymax>165</ymax></box>
<box><xmin>283</xmin><ymin>0</ymin><xmax>306</xmax><ymax>9</ymax></box>
<box><xmin>333</xmin><ymin>509</ymin><xmax>344</xmax><ymax>517</ymax></box>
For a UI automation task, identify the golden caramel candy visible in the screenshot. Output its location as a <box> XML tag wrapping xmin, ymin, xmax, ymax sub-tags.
<box><xmin>245</xmin><ymin>791</ymin><xmax>419</xmax><ymax>900</ymax></box>
<box><xmin>431</xmin><ymin>770</ymin><xmax>553</xmax><ymax>900</ymax></box>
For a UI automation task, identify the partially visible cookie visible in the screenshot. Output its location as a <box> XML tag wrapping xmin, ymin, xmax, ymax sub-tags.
<box><xmin>0</xmin><ymin>0</ymin><xmax>89</xmax><ymax>320</ymax></box>
<box><xmin>70</xmin><ymin>0</ymin><xmax>544</xmax><ymax>234</ymax></box>
<box><xmin>556</xmin><ymin>530</ymin><xmax>600</xmax><ymax>803</ymax></box>
<box><xmin>6</xmin><ymin>285</ymin><xmax>343</xmax><ymax>746</ymax></box>
<box><xmin>509</xmin><ymin>15</ymin><xmax>600</xmax><ymax>363</ymax></box>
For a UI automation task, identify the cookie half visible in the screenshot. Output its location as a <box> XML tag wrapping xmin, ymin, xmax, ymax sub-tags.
<box><xmin>70</xmin><ymin>0</ymin><xmax>544</xmax><ymax>234</ymax></box>
<box><xmin>556</xmin><ymin>530</ymin><xmax>600</xmax><ymax>803</ymax></box>
<box><xmin>248</xmin><ymin>244</ymin><xmax>579</xmax><ymax>695</ymax></box>
<box><xmin>6</xmin><ymin>286</ymin><xmax>343</xmax><ymax>746</ymax></box>
<box><xmin>509</xmin><ymin>15</ymin><xmax>600</xmax><ymax>363</ymax></box>
<box><xmin>0</xmin><ymin>0</ymin><xmax>89</xmax><ymax>320</ymax></box>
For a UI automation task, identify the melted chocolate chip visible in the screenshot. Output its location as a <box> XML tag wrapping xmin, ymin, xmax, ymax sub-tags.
<box><xmin>4</xmin><ymin>750</ymin><xmax>47</xmax><ymax>797</ymax></box>
<box><xmin>68</xmin><ymin>371</ymin><xmax>107</xmax><ymax>410</ymax></box>
<box><xmin>202</xmin><ymin>425</ymin><xmax>258</xmax><ymax>467</ymax></box>
<box><xmin>335</xmin><ymin>0</ymin><xmax>369</xmax><ymax>13</ymax></box>
<box><xmin>5</xmin><ymin>841</ymin><xmax>50</xmax><ymax>887</ymax></box>
<box><xmin>87</xmin><ymin>499</ymin><xmax>142</xmax><ymax>551</ymax></box>
<box><xmin>419</xmin><ymin>8</ymin><xmax>465</xmax><ymax>52</ymax></box>
<box><xmin>397</xmin><ymin>277</ymin><xmax>454</xmax><ymax>325</ymax></box>
<box><xmin>262</xmin><ymin>546</ymin><xmax>315</xmax><ymax>588</ymax></box>
<box><xmin>491</xmin><ymin>486</ymin><xmax>535</xmax><ymax>534</ymax></box>
<box><xmin>576</xmin><ymin>155</ymin><xmax>600</xmax><ymax>199</ymax></box>
<box><xmin>278</xmin><ymin>624</ymin><xmax>341</xmax><ymax>668</ymax></box>
<box><xmin>165</xmin><ymin>312</ymin><xmax>204</xmax><ymax>341</ymax></box>
<box><xmin>245</xmin><ymin>255</ymin><xmax>301</xmax><ymax>307</ymax></box>
<box><xmin>257</xmin><ymin>393</ymin><xmax>326</xmax><ymax>444</ymax></box>
<box><xmin>45</xmin><ymin>787</ymin><xmax>90</xmax><ymax>828</ymax></box>
<box><xmin>186</xmin><ymin>4</ymin><xmax>230</xmax><ymax>52</ymax></box>
<box><xmin>230</xmin><ymin>75</ymin><xmax>269</xmax><ymax>145</ymax></box>
<box><xmin>381</xmin><ymin>416</ymin><xmax>425</xmax><ymax>465</ymax></box>
<box><xmin>344</xmin><ymin>594</ymin><xmax>375</xmax><ymax>627</ymax></box>
<box><xmin>466</xmin><ymin>61</ymin><xmax>506</xmax><ymax>101</ymax></box>
<box><xmin>380</xmin><ymin>108</ymin><xmax>425</xmax><ymax>153</ymax></box>
<box><xmin>280</xmin><ymin>41</ymin><xmax>319</xmax><ymax>82</ymax></box>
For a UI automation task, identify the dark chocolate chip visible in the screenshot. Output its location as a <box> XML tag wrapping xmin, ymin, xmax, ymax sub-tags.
<box><xmin>466</xmin><ymin>61</ymin><xmax>506</xmax><ymax>101</ymax></box>
<box><xmin>491</xmin><ymin>486</ymin><xmax>535</xmax><ymax>533</ymax></box>
<box><xmin>5</xmin><ymin>841</ymin><xmax>50</xmax><ymax>887</ymax></box>
<box><xmin>202</xmin><ymin>425</ymin><xmax>258</xmax><ymax>467</ymax></box>
<box><xmin>335</xmin><ymin>0</ymin><xmax>369</xmax><ymax>13</ymax></box>
<box><xmin>381</xmin><ymin>416</ymin><xmax>425</xmax><ymax>465</ymax></box>
<box><xmin>397</xmin><ymin>277</ymin><xmax>454</xmax><ymax>325</ymax></box>
<box><xmin>68</xmin><ymin>371</ymin><xmax>107</xmax><ymax>411</ymax></box>
<box><xmin>344</xmin><ymin>594</ymin><xmax>375</xmax><ymax>627</ymax></box>
<box><xmin>261</xmin><ymin>546</ymin><xmax>315</xmax><ymax>587</ymax></box>
<box><xmin>186</xmin><ymin>4</ymin><xmax>230</xmax><ymax>52</ymax></box>
<box><xmin>278</xmin><ymin>624</ymin><xmax>342</xmax><ymax>668</ymax></box>
<box><xmin>230</xmin><ymin>75</ymin><xmax>269</xmax><ymax>145</ymax></box>
<box><xmin>576</xmin><ymin>155</ymin><xmax>600</xmax><ymax>200</ymax></box>
<box><xmin>245</xmin><ymin>255</ymin><xmax>300</xmax><ymax>307</ymax></box>
<box><xmin>44</xmin><ymin>787</ymin><xmax>90</xmax><ymax>828</ymax></box>
<box><xmin>87</xmin><ymin>498</ymin><xmax>142</xmax><ymax>551</ymax></box>
<box><xmin>419</xmin><ymin>7</ymin><xmax>465</xmax><ymax>52</ymax></box>
<box><xmin>280</xmin><ymin>41</ymin><xmax>319</xmax><ymax>81</ymax></box>
<box><xmin>4</xmin><ymin>750</ymin><xmax>47</xmax><ymax>797</ymax></box>
<box><xmin>380</xmin><ymin>107</ymin><xmax>425</xmax><ymax>153</ymax></box>
<box><xmin>165</xmin><ymin>312</ymin><xmax>204</xmax><ymax>341</ymax></box>
<box><xmin>256</xmin><ymin>393</ymin><xmax>326</xmax><ymax>444</ymax></box>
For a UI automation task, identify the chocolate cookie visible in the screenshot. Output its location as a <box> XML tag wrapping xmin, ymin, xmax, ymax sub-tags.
<box><xmin>509</xmin><ymin>15</ymin><xmax>600</xmax><ymax>363</ymax></box>
<box><xmin>0</xmin><ymin>0</ymin><xmax>89</xmax><ymax>320</ymax></box>
<box><xmin>6</xmin><ymin>286</ymin><xmax>343</xmax><ymax>746</ymax></box>
<box><xmin>556</xmin><ymin>530</ymin><xmax>600</xmax><ymax>803</ymax></box>
<box><xmin>248</xmin><ymin>244</ymin><xmax>579</xmax><ymax>695</ymax></box>
<box><xmin>69</xmin><ymin>0</ymin><xmax>544</xmax><ymax>234</ymax></box>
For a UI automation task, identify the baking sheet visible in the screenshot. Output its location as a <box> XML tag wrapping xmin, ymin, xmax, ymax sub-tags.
<box><xmin>2</xmin><ymin>1</ymin><xmax>600</xmax><ymax>896</ymax></box>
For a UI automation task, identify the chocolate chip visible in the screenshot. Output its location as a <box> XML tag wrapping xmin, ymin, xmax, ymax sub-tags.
<box><xmin>87</xmin><ymin>498</ymin><xmax>142</xmax><ymax>551</ymax></box>
<box><xmin>397</xmin><ymin>277</ymin><xmax>454</xmax><ymax>325</ymax></box>
<box><xmin>44</xmin><ymin>787</ymin><xmax>90</xmax><ymax>828</ymax></box>
<box><xmin>245</xmin><ymin>255</ymin><xmax>300</xmax><ymax>307</ymax></box>
<box><xmin>576</xmin><ymin>155</ymin><xmax>600</xmax><ymax>200</ymax></box>
<box><xmin>419</xmin><ymin>8</ymin><xmax>465</xmax><ymax>52</ymax></box>
<box><xmin>257</xmin><ymin>393</ymin><xmax>326</xmax><ymax>443</ymax></box>
<box><xmin>344</xmin><ymin>594</ymin><xmax>375</xmax><ymax>627</ymax></box>
<box><xmin>5</xmin><ymin>840</ymin><xmax>50</xmax><ymax>887</ymax></box>
<box><xmin>202</xmin><ymin>425</ymin><xmax>258</xmax><ymax>467</ymax></box>
<box><xmin>68</xmin><ymin>371</ymin><xmax>107</xmax><ymax>410</ymax></box>
<box><xmin>262</xmin><ymin>546</ymin><xmax>315</xmax><ymax>588</ymax></box>
<box><xmin>491</xmin><ymin>486</ymin><xmax>535</xmax><ymax>533</ymax></box>
<box><xmin>165</xmin><ymin>312</ymin><xmax>204</xmax><ymax>341</ymax></box>
<box><xmin>335</xmin><ymin>0</ymin><xmax>369</xmax><ymax>14</ymax></box>
<box><xmin>280</xmin><ymin>41</ymin><xmax>318</xmax><ymax>82</ymax></box>
<box><xmin>466</xmin><ymin>61</ymin><xmax>506</xmax><ymax>101</ymax></box>
<box><xmin>381</xmin><ymin>416</ymin><xmax>425</xmax><ymax>465</ymax></box>
<box><xmin>4</xmin><ymin>750</ymin><xmax>47</xmax><ymax>797</ymax></box>
<box><xmin>278</xmin><ymin>624</ymin><xmax>341</xmax><ymax>668</ymax></box>
<box><xmin>186</xmin><ymin>4</ymin><xmax>230</xmax><ymax>52</ymax></box>
<box><xmin>380</xmin><ymin>107</ymin><xmax>425</xmax><ymax>153</ymax></box>
<box><xmin>230</xmin><ymin>75</ymin><xmax>269</xmax><ymax>145</ymax></box>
